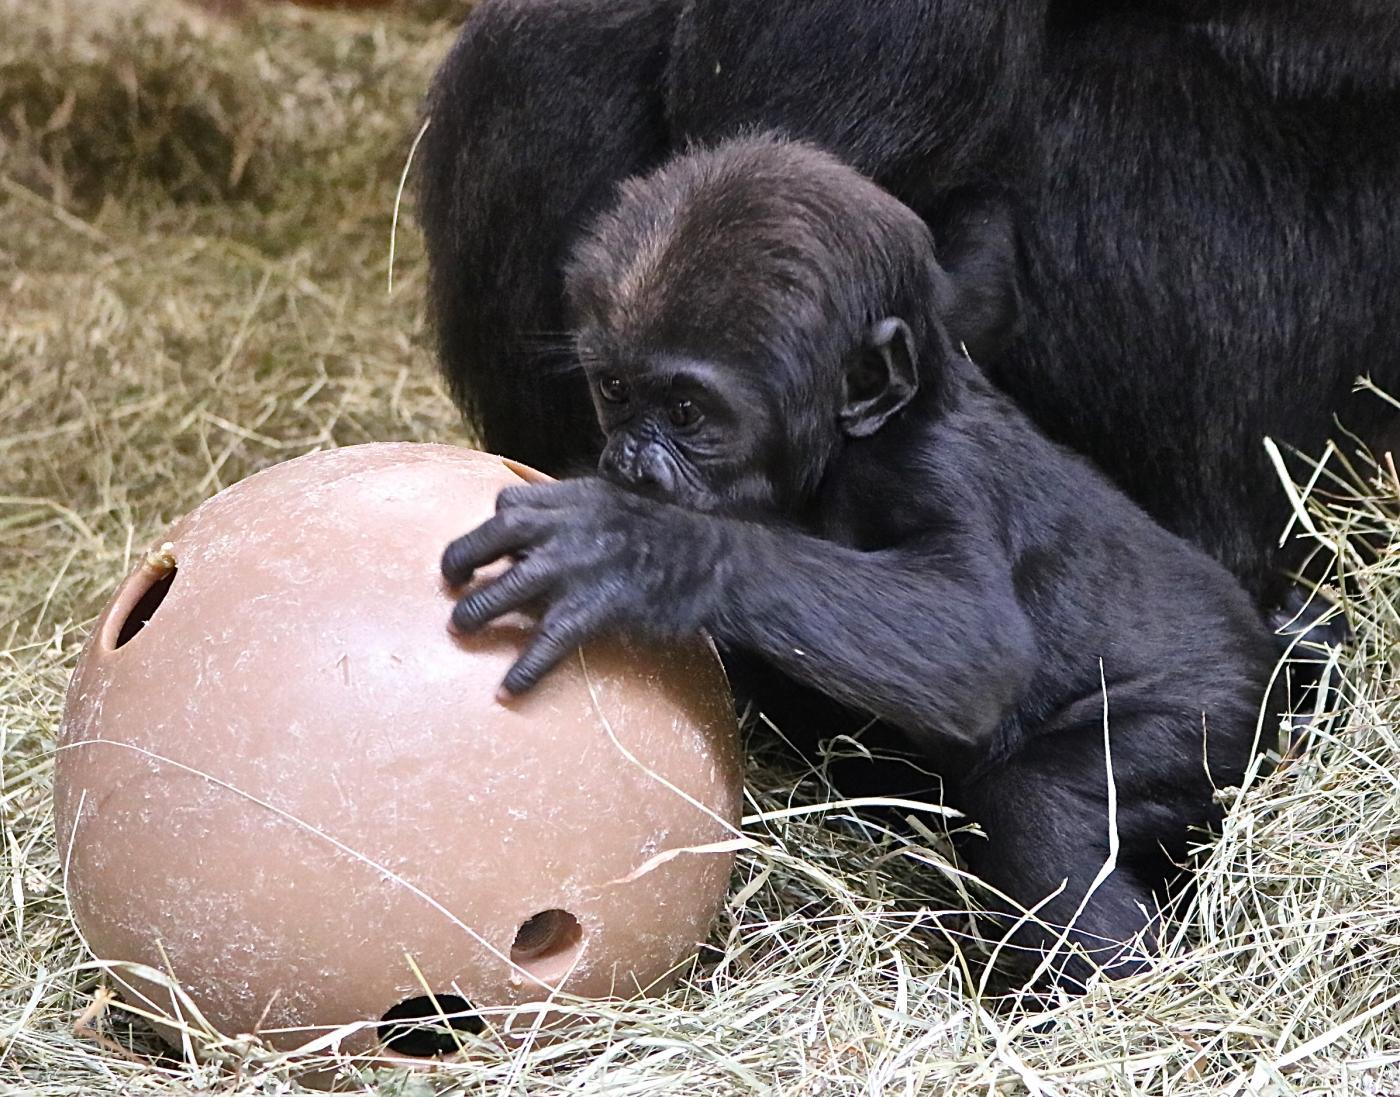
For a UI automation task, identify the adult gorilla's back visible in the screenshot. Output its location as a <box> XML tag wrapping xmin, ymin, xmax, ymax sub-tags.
<box><xmin>418</xmin><ymin>0</ymin><xmax>1400</xmax><ymax>605</ymax></box>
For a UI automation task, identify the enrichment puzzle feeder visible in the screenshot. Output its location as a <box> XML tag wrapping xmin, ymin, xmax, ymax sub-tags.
<box><xmin>54</xmin><ymin>442</ymin><xmax>742</xmax><ymax>1065</ymax></box>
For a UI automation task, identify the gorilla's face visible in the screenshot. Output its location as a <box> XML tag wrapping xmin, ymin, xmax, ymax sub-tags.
<box><xmin>584</xmin><ymin>350</ymin><xmax>803</xmax><ymax>516</ymax></box>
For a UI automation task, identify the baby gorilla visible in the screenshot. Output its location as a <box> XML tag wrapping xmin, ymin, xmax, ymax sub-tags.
<box><xmin>443</xmin><ymin>135</ymin><xmax>1278</xmax><ymax>990</ymax></box>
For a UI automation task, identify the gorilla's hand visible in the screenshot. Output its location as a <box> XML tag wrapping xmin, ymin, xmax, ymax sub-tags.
<box><xmin>442</xmin><ymin>478</ymin><xmax>727</xmax><ymax>695</ymax></box>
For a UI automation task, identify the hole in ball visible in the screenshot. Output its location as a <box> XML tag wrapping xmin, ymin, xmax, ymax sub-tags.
<box><xmin>378</xmin><ymin>994</ymin><xmax>483</xmax><ymax>1057</ymax></box>
<box><xmin>511</xmin><ymin>909</ymin><xmax>584</xmax><ymax>968</ymax></box>
<box><xmin>110</xmin><ymin>563</ymin><xmax>178</xmax><ymax>651</ymax></box>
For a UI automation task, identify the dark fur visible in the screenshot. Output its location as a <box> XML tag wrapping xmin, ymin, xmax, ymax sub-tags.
<box><xmin>419</xmin><ymin>0</ymin><xmax>1400</xmax><ymax>603</ymax></box>
<box><xmin>441</xmin><ymin>137</ymin><xmax>1279</xmax><ymax>989</ymax></box>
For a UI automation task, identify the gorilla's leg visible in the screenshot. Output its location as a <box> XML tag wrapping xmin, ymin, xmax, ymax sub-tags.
<box><xmin>418</xmin><ymin>0</ymin><xmax>681</xmax><ymax>474</ymax></box>
<box><xmin>951</xmin><ymin>722</ymin><xmax>1193</xmax><ymax>991</ymax></box>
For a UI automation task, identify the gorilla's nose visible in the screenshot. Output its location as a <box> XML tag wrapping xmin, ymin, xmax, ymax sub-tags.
<box><xmin>599</xmin><ymin>437</ymin><xmax>675</xmax><ymax>496</ymax></box>
<box><xmin>636</xmin><ymin>454</ymin><xmax>676</xmax><ymax>494</ymax></box>
<box><xmin>598</xmin><ymin>436</ymin><xmax>638</xmax><ymax>482</ymax></box>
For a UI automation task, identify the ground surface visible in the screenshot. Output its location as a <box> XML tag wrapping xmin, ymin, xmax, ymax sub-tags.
<box><xmin>2</xmin><ymin>2</ymin><xmax>1399</xmax><ymax>1094</ymax></box>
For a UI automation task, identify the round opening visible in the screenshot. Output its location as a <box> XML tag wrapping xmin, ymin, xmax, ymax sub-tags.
<box><xmin>511</xmin><ymin>909</ymin><xmax>584</xmax><ymax>971</ymax></box>
<box><xmin>105</xmin><ymin>555</ymin><xmax>178</xmax><ymax>652</ymax></box>
<box><xmin>378</xmin><ymin>994</ymin><xmax>483</xmax><ymax>1057</ymax></box>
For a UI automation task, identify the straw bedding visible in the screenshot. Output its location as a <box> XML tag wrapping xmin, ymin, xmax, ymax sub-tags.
<box><xmin>1</xmin><ymin>2</ymin><xmax>1397</xmax><ymax>1092</ymax></box>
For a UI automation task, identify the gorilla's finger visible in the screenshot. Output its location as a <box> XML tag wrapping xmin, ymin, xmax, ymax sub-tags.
<box><xmin>442</xmin><ymin>510</ymin><xmax>553</xmax><ymax>585</ymax></box>
<box><xmin>450</xmin><ymin>556</ymin><xmax>557</xmax><ymax>633</ymax></box>
<box><xmin>497</xmin><ymin>479</ymin><xmax>604</xmax><ymax>513</ymax></box>
<box><xmin>499</xmin><ymin>608</ymin><xmax>594</xmax><ymax>696</ymax></box>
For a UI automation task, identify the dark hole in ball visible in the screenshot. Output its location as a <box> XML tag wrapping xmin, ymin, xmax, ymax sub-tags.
<box><xmin>378</xmin><ymin>994</ymin><xmax>484</xmax><ymax>1057</ymax></box>
<box><xmin>113</xmin><ymin>566</ymin><xmax>177</xmax><ymax>650</ymax></box>
<box><xmin>511</xmin><ymin>908</ymin><xmax>583</xmax><ymax>965</ymax></box>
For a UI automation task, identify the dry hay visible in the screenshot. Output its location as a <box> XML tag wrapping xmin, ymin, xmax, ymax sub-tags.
<box><xmin>1</xmin><ymin>2</ymin><xmax>1398</xmax><ymax>1094</ymax></box>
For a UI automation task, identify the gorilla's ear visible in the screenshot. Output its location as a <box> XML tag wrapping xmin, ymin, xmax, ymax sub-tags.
<box><xmin>933</xmin><ymin>197</ymin><xmax>1022</xmax><ymax>362</ymax></box>
<box><xmin>841</xmin><ymin>318</ymin><xmax>920</xmax><ymax>438</ymax></box>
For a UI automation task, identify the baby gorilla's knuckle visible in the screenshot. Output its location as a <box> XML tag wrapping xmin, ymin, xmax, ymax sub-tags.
<box><xmin>534</xmin><ymin>623</ymin><xmax>576</xmax><ymax>655</ymax></box>
<box><xmin>594</xmin><ymin>577</ymin><xmax>633</xmax><ymax>615</ymax></box>
<box><xmin>496</xmin><ymin>485</ymin><xmax>534</xmax><ymax>511</ymax></box>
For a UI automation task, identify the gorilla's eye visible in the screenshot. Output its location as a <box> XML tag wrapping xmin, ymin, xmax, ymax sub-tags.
<box><xmin>669</xmin><ymin>399</ymin><xmax>701</xmax><ymax>428</ymax></box>
<box><xmin>599</xmin><ymin>377</ymin><xmax>629</xmax><ymax>403</ymax></box>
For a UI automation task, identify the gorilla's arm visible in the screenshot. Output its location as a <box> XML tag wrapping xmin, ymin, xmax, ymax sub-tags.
<box><xmin>1185</xmin><ymin>2</ymin><xmax>1400</xmax><ymax>96</ymax></box>
<box><xmin>667</xmin><ymin>0</ymin><xmax>1046</xmax><ymax>193</ymax></box>
<box><xmin>442</xmin><ymin>479</ymin><xmax>1035</xmax><ymax>749</ymax></box>
<box><xmin>418</xmin><ymin>0</ymin><xmax>683</xmax><ymax>474</ymax></box>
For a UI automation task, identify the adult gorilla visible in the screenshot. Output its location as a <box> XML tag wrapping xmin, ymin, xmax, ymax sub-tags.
<box><xmin>417</xmin><ymin>0</ymin><xmax>1400</xmax><ymax>608</ymax></box>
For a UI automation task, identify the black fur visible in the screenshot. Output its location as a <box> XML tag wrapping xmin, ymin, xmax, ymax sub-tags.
<box><xmin>419</xmin><ymin>0</ymin><xmax>1400</xmax><ymax>603</ymax></box>
<box><xmin>441</xmin><ymin>138</ymin><xmax>1279</xmax><ymax>989</ymax></box>
<box><xmin>418</xmin><ymin>0</ymin><xmax>681</xmax><ymax>475</ymax></box>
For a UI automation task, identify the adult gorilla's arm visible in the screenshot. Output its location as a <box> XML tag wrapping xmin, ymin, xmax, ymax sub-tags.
<box><xmin>1180</xmin><ymin>0</ymin><xmax>1400</xmax><ymax>95</ymax></box>
<box><xmin>666</xmin><ymin>0</ymin><xmax>1047</xmax><ymax>193</ymax></box>
<box><xmin>418</xmin><ymin>0</ymin><xmax>683</xmax><ymax>476</ymax></box>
